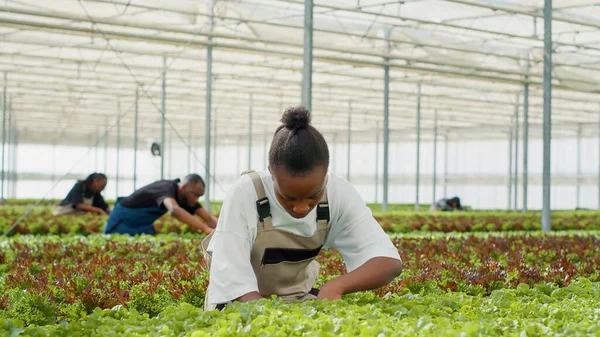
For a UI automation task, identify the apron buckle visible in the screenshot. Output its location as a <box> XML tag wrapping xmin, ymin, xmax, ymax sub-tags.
<box><xmin>256</xmin><ymin>197</ymin><xmax>271</xmax><ymax>221</ymax></box>
<box><xmin>316</xmin><ymin>202</ymin><xmax>329</xmax><ymax>222</ymax></box>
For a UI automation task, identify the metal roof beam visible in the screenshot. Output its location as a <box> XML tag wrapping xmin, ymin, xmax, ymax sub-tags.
<box><xmin>443</xmin><ymin>0</ymin><xmax>600</xmax><ymax>30</ymax></box>
<box><xmin>1</xmin><ymin>9</ymin><xmax>599</xmax><ymax>92</ymax></box>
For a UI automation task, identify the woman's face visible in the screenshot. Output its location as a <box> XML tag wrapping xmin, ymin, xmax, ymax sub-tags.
<box><xmin>91</xmin><ymin>178</ymin><xmax>107</xmax><ymax>193</ymax></box>
<box><xmin>271</xmin><ymin>165</ymin><xmax>327</xmax><ymax>219</ymax></box>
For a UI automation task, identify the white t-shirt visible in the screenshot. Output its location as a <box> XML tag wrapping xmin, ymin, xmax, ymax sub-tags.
<box><xmin>207</xmin><ymin>170</ymin><xmax>400</xmax><ymax>305</ymax></box>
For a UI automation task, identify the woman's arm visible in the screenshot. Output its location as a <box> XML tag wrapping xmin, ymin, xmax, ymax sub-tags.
<box><xmin>206</xmin><ymin>179</ymin><xmax>261</xmax><ymax>307</ymax></box>
<box><xmin>75</xmin><ymin>203</ymin><xmax>108</xmax><ymax>215</ymax></box>
<box><xmin>321</xmin><ymin>176</ymin><xmax>403</xmax><ymax>300</ymax></box>
<box><xmin>93</xmin><ymin>194</ymin><xmax>111</xmax><ymax>214</ymax></box>
<box><xmin>235</xmin><ymin>291</ymin><xmax>264</xmax><ymax>302</ymax></box>
<box><xmin>317</xmin><ymin>257</ymin><xmax>402</xmax><ymax>300</ymax></box>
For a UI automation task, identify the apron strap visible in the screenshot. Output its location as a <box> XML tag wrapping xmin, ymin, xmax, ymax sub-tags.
<box><xmin>243</xmin><ymin>170</ymin><xmax>273</xmax><ymax>230</ymax></box>
<box><xmin>243</xmin><ymin>170</ymin><xmax>330</xmax><ymax>231</ymax></box>
<box><xmin>244</xmin><ymin>170</ymin><xmax>267</xmax><ymax>200</ymax></box>
<box><xmin>316</xmin><ymin>190</ymin><xmax>329</xmax><ymax>230</ymax></box>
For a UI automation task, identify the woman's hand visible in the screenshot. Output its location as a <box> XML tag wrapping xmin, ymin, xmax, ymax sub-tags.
<box><xmin>316</xmin><ymin>257</ymin><xmax>402</xmax><ymax>301</ymax></box>
<box><xmin>76</xmin><ymin>203</ymin><xmax>108</xmax><ymax>216</ymax></box>
<box><xmin>316</xmin><ymin>281</ymin><xmax>344</xmax><ymax>301</ymax></box>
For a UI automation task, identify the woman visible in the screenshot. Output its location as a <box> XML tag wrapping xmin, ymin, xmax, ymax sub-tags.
<box><xmin>53</xmin><ymin>173</ymin><xmax>110</xmax><ymax>216</ymax></box>
<box><xmin>203</xmin><ymin>106</ymin><xmax>402</xmax><ymax>310</ymax></box>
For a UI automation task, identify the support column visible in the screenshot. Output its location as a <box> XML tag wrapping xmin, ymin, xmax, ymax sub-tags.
<box><xmin>211</xmin><ymin>112</ymin><xmax>217</xmax><ymax>201</ymax></box>
<box><xmin>116</xmin><ymin>109</ymin><xmax>121</xmax><ymax>198</ymax></box>
<box><xmin>382</xmin><ymin>29</ymin><xmax>391</xmax><ymax>211</ymax></box>
<box><xmin>133</xmin><ymin>87</ymin><xmax>139</xmax><ymax>190</ymax></box>
<box><xmin>523</xmin><ymin>83</ymin><xmax>529</xmax><ymax>213</ymax></box>
<box><xmin>10</xmin><ymin>115</ymin><xmax>15</xmax><ymax>199</ymax></box>
<box><xmin>51</xmin><ymin>143</ymin><xmax>56</xmax><ymax>183</ymax></box>
<box><xmin>8</xmin><ymin>102</ymin><xmax>14</xmax><ymax>198</ymax></box>
<box><xmin>168</xmin><ymin>130</ymin><xmax>173</xmax><ymax>178</ymax></box>
<box><xmin>375</xmin><ymin>121</ymin><xmax>380</xmax><ymax>203</ymax></box>
<box><xmin>205</xmin><ymin>0</ymin><xmax>214</xmax><ymax>211</ymax></box>
<box><xmin>415</xmin><ymin>84</ymin><xmax>422</xmax><ymax>211</ymax></box>
<box><xmin>301</xmin><ymin>0</ymin><xmax>313</xmax><ymax>110</ymax></box>
<box><xmin>104</xmin><ymin>117</ymin><xmax>108</xmax><ymax>175</ymax></box>
<box><xmin>248</xmin><ymin>94</ymin><xmax>253</xmax><ymax>170</ymax></box>
<box><xmin>514</xmin><ymin>95</ymin><xmax>520</xmax><ymax>210</ymax></box>
<box><xmin>264</xmin><ymin>128</ymin><xmax>268</xmax><ymax>170</ymax></box>
<box><xmin>12</xmin><ymin>129</ymin><xmax>17</xmax><ymax>199</ymax></box>
<box><xmin>332</xmin><ymin>133</ymin><xmax>337</xmax><ymax>172</ymax></box>
<box><xmin>161</xmin><ymin>56</ymin><xmax>167</xmax><ymax>180</ymax></box>
<box><xmin>187</xmin><ymin>126</ymin><xmax>192</xmax><ymax>174</ymax></box>
<box><xmin>508</xmin><ymin>122</ymin><xmax>513</xmax><ymax>210</ymax></box>
<box><xmin>541</xmin><ymin>0</ymin><xmax>553</xmax><ymax>231</ymax></box>
<box><xmin>433</xmin><ymin>110</ymin><xmax>438</xmax><ymax>204</ymax></box>
<box><xmin>347</xmin><ymin>101</ymin><xmax>352</xmax><ymax>182</ymax></box>
<box><xmin>1</xmin><ymin>72</ymin><xmax>6</xmax><ymax>201</ymax></box>
<box><xmin>236</xmin><ymin>137</ymin><xmax>241</xmax><ymax>175</ymax></box>
<box><xmin>444</xmin><ymin>134</ymin><xmax>448</xmax><ymax>198</ymax></box>
<box><xmin>576</xmin><ymin>125</ymin><xmax>582</xmax><ymax>208</ymax></box>
<box><xmin>6</xmin><ymin>110</ymin><xmax>11</xmax><ymax>200</ymax></box>
<box><xmin>95</xmin><ymin>127</ymin><xmax>99</xmax><ymax>171</ymax></box>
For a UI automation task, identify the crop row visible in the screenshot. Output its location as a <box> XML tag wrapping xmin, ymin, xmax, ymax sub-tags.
<box><xmin>374</xmin><ymin>211</ymin><xmax>600</xmax><ymax>232</ymax></box>
<box><xmin>1</xmin><ymin>232</ymin><xmax>599</xmax><ymax>326</ymax></box>
<box><xmin>2</xmin><ymin>279</ymin><xmax>600</xmax><ymax>336</ymax></box>
<box><xmin>2</xmin><ymin>210</ymin><xmax>600</xmax><ymax>237</ymax></box>
<box><xmin>0</xmin><ymin>207</ymin><xmax>203</xmax><ymax>236</ymax></box>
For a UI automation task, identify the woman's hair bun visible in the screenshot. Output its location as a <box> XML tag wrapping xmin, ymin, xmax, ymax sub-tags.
<box><xmin>281</xmin><ymin>106</ymin><xmax>311</xmax><ymax>129</ymax></box>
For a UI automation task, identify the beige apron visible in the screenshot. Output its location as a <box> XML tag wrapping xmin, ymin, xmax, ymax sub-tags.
<box><xmin>53</xmin><ymin>196</ymin><xmax>94</xmax><ymax>216</ymax></box>
<box><xmin>202</xmin><ymin>170</ymin><xmax>330</xmax><ymax>310</ymax></box>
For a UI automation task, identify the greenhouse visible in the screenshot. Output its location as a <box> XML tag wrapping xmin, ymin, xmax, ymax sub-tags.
<box><xmin>1</xmin><ymin>0</ymin><xmax>600</xmax><ymax>336</ymax></box>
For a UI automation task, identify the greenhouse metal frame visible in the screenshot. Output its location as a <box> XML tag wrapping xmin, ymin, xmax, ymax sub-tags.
<box><xmin>1</xmin><ymin>0</ymin><xmax>600</xmax><ymax>230</ymax></box>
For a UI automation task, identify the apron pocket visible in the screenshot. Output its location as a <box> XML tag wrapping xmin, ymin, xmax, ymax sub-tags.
<box><xmin>258</xmin><ymin>259</ymin><xmax>319</xmax><ymax>299</ymax></box>
<box><xmin>261</xmin><ymin>246</ymin><xmax>322</xmax><ymax>265</ymax></box>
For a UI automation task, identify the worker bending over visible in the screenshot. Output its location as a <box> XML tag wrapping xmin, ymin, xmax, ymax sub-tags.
<box><xmin>104</xmin><ymin>174</ymin><xmax>216</xmax><ymax>235</ymax></box>
<box><xmin>203</xmin><ymin>106</ymin><xmax>402</xmax><ymax>310</ymax></box>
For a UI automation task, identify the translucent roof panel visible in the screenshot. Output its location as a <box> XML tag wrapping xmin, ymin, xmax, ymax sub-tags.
<box><xmin>0</xmin><ymin>0</ymin><xmax>599</xmax><ymax>147</ymax></box>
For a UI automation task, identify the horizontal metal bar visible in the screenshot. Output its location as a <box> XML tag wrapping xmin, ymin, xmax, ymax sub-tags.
<box><xmin>444</xmin><ymin>0</ymin><xmax>600</xmax><ymax>30</ymax></box>
<box><xmin>0</xmin><ymin>12</ymin><xmax>598</xmax><ymax>92</ymax></box>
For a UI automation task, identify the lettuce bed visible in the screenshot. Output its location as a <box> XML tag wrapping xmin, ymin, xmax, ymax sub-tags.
<box><xmin>2</xmin><ymin>206</ymin><xmax>600</xmax><ymax>235</ymax></box>
<box><xmin>2</xmin><ymin>279</ymin><xmax>599</xmax><ymax>336</ymax></box>
<box><xmin>1</xmin><ymin>231</ymin><xmax>599</xmax><ymax>334</ymax></box>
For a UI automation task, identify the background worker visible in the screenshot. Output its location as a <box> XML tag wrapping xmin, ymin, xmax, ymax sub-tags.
<box><xmin>430</xmin><ymin>196</ymin><xmax>466</xmax><ymax>212</ymax></box>
<box><xmin>53</xmin><ymin>173</ymin><xmax>109</xmax><ymax>216</ymax></box>
<box><xmin>104</xmin><ymin>174</ymin><xmax>216</xmax><ymax>235</ymax></box>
